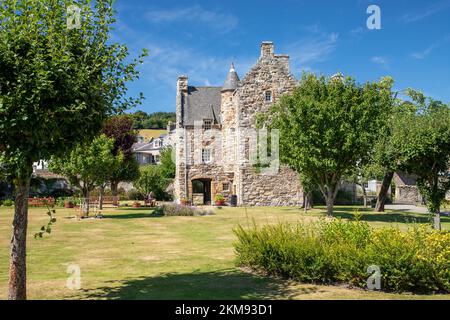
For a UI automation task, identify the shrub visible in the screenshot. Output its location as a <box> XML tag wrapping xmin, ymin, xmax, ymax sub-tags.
<box><xmin>234</xmin><ymin>219</ymin><xmax>450</xmax><ymax>293</ymax></box>
<box><xmin>127</xmin><ymin>188</ymin><xmax>144</xmax><ymax>200</ymax></box>
<box><xmin>153</xmin><ymin>204</ymin><xmax>214</xmax><ymax>217</ymax></box>
<box><xmin>2</xmin><ymin>199</ymin><xmax>14</xmax><ymax>207</ymax></box>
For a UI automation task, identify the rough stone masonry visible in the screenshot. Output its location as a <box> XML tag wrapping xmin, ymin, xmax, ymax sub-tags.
<box><xmin>174</xmin><ymin>41</ymin><xmax>303</xmax><ymax>206</ymax></box>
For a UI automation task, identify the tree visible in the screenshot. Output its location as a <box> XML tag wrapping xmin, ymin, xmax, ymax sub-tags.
<box><xmin>391</xmin><ymin>90</ymin><xmax>450</xmax><ymax>230</ymax></box>
<box><xmin>265</xmin><ymin>74</ymin><xmax>393</xmax><ymax>216</ymax></box>
<box><xmin>371</xmin><ymin>96</ymin><xmax>417</xmax><ymax>212</ymax></box>
<box><xmin>134</xmin><ymin>165</ymin><xmax>171</xmax><ymax>200</ymax></box>
<box><xmin>49</xmin><ymin>135</ymin><xmax>121</xmax><ymax>216</ymax></box>
<box><xmin>0</xmin><ymin>0</ymin><xmax>146</xmax><ymax>299</ymax></box>
<box><xmin>101</xmin><ymin>115</ymin><xmax>140</xmax><ymax>196</ymax></box>
<box><xmin>160</xmin><ymin>146</ymin><xmax>176</xmax><ymax>180</ymax></box>
<box><xmin>129</xmin><ymin>111</ymin><xmax>176</xmax><ymax>129</ymax></box>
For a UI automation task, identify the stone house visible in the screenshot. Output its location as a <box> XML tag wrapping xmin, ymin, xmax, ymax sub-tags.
<box><xmin>174</xmin><ymin>42</ymin><xmax>303</xmax><ymax>206</ymax></box>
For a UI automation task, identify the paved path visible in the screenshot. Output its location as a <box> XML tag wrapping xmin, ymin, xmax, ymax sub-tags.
<box><xmin>385</xmin><ymin>204</ymin><xmax>450</xmax><ymax>215</ymax></box>
<box><xmin>384</xmin><ymin>204</ymin><xmax>428</xmax><ymax>214</ymax></box>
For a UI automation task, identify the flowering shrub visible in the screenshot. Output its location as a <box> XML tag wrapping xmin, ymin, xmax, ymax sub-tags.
<box><xmin>234</xmin><ymin>219</ymin><xmax>450</xmax><ymax>293</ymax></box>
<box><xmin>153</xmin><ymin>204</ymin><xmax>214</xmax><ymax>217</ymax></box>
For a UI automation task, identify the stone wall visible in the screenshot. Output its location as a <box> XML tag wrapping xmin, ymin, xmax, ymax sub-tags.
<box><xmin>240</xmin><ymin>166</ymin><xmax>303</xmax><ymax>206</ymax></box>
<box><xmin>395</xmin><ymin>185</ymin><xmax>421</xmax><ymax>204</ymax></box>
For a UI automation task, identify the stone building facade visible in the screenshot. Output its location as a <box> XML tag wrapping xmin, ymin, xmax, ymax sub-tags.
<box><xmin>174</xmin><ymin>42</ymin><xmax>303</xmax><ymax>206</ymax></box>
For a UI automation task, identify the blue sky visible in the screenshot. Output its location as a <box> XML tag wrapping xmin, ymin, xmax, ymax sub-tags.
<box><xmin>112</xmin><ymin>0</ymin><xmax>450</xmax><ymax>113</ymax></box>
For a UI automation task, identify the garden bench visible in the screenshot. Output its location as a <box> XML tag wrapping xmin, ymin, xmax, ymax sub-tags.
<box><xmin>28</xmin><ymin>197</ymin><xmax>55</xmax><ymax>207</ymax></box>
<box><xmin>88</xmin><ymin>196</ymin><xmax>119</xmax><ymax>206</ymax></box>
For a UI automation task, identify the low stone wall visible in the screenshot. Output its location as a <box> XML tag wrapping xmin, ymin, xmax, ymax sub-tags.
<box><xmin>241</xmin><ymin>166</ymin><xmax>303</xmax><ymax>206</ymax></box>
<box><xmin>395</xmin><ymin>185</ymin><xmax>420</xmax><ymax>204</ymax></box>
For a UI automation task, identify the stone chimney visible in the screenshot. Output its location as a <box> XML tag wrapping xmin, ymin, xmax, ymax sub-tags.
<box><xmin>260</xmin><ymin>41</ymin><xmax>274</xmax><ymax>58</ymax></box>
<box><xmin>177</xmin><ymin>75</ymin><xmax>188</xmax><ymax>94</ymax></box>
<box><xmin>275</xmin><ymin>54</ymin><xmax>290</xmax><ymax>73</ymax></box>
<box><xmin>176</xmin><ymin>75</ymin><xmax>188</xmax><ymax>127</ymax></box>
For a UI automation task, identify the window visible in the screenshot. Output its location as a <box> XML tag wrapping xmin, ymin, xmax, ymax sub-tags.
<box><xmin>202</xmin><ymin>149</ymin><xmax>211</xmax><ymax>163</ymax></box>
<box><xmin>265</xmin><ymin>91</ymin><xmax>272</xmax><ymax>102</ymax></box>
<box><xmin>155</xmin><ymin>139</ymin><xmax>162</xmax><ymax>147</ymax></box>
<box><xmin>222</xmin><ymin>182</ymin><xmax>230</xmax><ymax>191</ymax></box>
<box><xmin>203</xmin><ymin>119</ymin><xmax>212</xmax><ymax>130</ymax></box>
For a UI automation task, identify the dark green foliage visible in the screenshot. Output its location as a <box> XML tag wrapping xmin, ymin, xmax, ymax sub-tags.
<box><xmin>234</xmin><ymin>220</ymin><xmax>449</xmax><ymax>293</ymax></box>
<box><xmin>129</xmin><ymin>111</ymin><xmax>176</xmax><ymax>129</ymax></box>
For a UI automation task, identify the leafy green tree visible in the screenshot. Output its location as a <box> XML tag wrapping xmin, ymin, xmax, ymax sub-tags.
<box><xmin>134</xmin><ymin>165</ymin><xmax>171</xmax><ymax>200</ymax></box>
<box><xmin>371</xmin><ymin>95</ymin><xmax>418</xmax><ymax>212</ymax></box>
<box><xmin>0</xmin><ymin>0</ymin><xmax>146</xmax><ymax>299</ymax></box>
<box><xmin>49</xmin><ymin>135</ymin><xmax>121</xmax><ymax>216</ymax></box>
<box><xmin>101</xmin><ymin>115</ymin><xmax>140</xmax><ymax>196</ymax></box>
<box><xmin>391</xmin><ymin>90</ymin><xmax>450</xmax><ymax>230</ymax></box>
<box><xmin>160</xmin><ymin>146</ymin><xmax>176</xmax><ymax>180</ymax></box>
<box><xmin>265</xmin><ymin>74</ymin><xmax>393</xmax><ymax>216</ymax></box>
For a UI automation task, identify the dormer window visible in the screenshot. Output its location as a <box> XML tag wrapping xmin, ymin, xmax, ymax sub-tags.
<box><xmin>265</xmin><ymin>91</ymin><xmax>272</xmax><ymax>102</ymax></box>
<box><xmin>203</xmin><ymin>119</ymin><xmax>212</xmax><ymax>130</ymax></box>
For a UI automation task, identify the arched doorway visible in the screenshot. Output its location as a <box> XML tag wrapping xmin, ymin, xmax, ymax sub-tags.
<box><xmin>192</xmin><ymin>178</ymin><xmax>211</xmax><ymax>205</ymax></box>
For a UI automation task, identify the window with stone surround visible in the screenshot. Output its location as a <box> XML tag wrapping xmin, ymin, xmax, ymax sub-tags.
<box><xmin>203</xmin><ymin>119</ymin><xmax>212</xmax><ymax>130</ymax></box>
<box><xmin>265</xmin><ymin>90</ymin><xmax>272</xmax><ymax>102</ymax></box>
<box><xmin>202</xmin><ymin>148</ymin><xmax>211</xmax><ymax>163</ymax></box>
<box><xmin>222</xmin><ymin>182</ymin><xmax>230</xmax><ymax>191</ymax></box>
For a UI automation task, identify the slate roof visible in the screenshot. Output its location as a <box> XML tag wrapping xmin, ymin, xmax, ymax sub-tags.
<box><xmin>184</xmin><ymin>86</ymin><xmax>222</xmax><ymax>125</ymax></box>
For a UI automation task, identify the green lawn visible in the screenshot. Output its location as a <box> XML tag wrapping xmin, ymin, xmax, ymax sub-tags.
<box><xmin>0</xmin><ymin>205</ymin><xmax>449</xmax><ymax>300</ymax></box>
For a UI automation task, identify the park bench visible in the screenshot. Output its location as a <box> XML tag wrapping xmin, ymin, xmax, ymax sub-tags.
<box><xmin>88</xmin><ymin>196</ymin><xmax>119</xmax><ymax>206</ymax></box>
<box><xmin>28</xmin><ymin>197</ymin><xmax>55</xmax><ymax>207</ymax></box>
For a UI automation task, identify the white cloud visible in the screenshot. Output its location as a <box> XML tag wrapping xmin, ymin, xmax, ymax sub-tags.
<box><xmin>371</xmin><ymin>56</ymin><xmax>389</xmax><ymax>69</ymax></box>
<box><xmin>285</xmin><ymin>32</ymin><xmax>339</xmax><ymax>71</ymax></box>
<box><xmin>401</xmin><ymin>0</ymin><xmax>450</xmax><ymax>23</ymax></box>
<box><xmin>144</xmin><ymin>5</ymin><xmax>238</xmax><ymax>33</ymax></box>
<box><xmin>410</xmin><ymin>35</ymin><xmax>450</xmax><ymax>59</ymax></box>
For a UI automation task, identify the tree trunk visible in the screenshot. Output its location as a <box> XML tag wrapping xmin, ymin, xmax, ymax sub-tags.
<box><xmin>303</xmin><ymin>191</ymin><xmax>313</xmax><ymax>212</ymax></box>
<box><xmin>99</xmin><ymin>185</ymin><xmax>104</xmax><ymax>211</ymax></box>
<box><xmin>110</xmin><ymin>181</ymin><xmax>118</xmax><ymax>197</ymax></box>
<box><xmin>432</xmin><ymin>173</ymin><xmax>441</xmax><ymax>231</ymax></box>
<box><xmin>375</xmin><ymin>171</ymin><xmax>394</xmax><ymax>212</ymax></box>
<box><xmin>362</xmin><ymin>186</ymin><xmax>368</xmax><ymax>207</ymax></box>
<box><xmin>81</xmin><ymin>189</ymin><xmax>90</xmax><ymax>218</ymax></box>
<box><xmin>434</xmin><ymin>210</ymin><xmax>441</xmax><ymax>231</ymax></box>
<box><xmin>326</xmin><ymin>188</ymin><xmax>334</xmax><ymax>217</ymax></box>
<box><xmin>9</xmin><ymin>167</ymin><xmax>32</xmax><ymax>300</ymax></box>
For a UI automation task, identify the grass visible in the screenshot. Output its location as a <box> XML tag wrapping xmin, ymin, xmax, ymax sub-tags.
<box><xmin>137</xmin><ymin>129</ymin><xmax>167</xmax><ymax>140</ymax></box>
<box><xmin>0</xmin><ymin>205</ymin><xmax>449</xmax><ymax>300</ymax></box>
